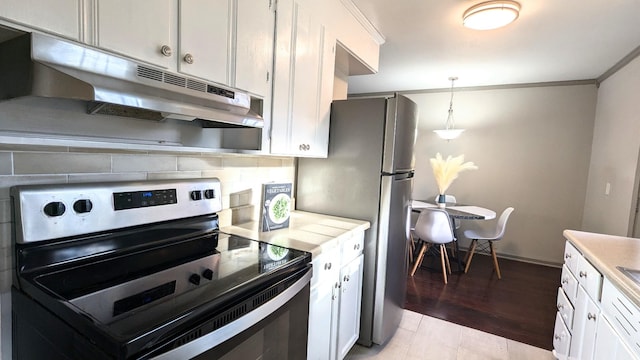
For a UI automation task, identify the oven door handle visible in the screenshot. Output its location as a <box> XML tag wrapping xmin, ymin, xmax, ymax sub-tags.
<box><xmin>149</xmin><ymin>268</ymin><xmax>312</xmax><ymax>360</ymax></box>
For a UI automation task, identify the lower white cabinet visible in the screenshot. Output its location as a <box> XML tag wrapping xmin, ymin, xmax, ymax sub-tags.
<box><xmin>308</xmin><ymin>231</ymin><xmax>364</xmax><ymax>360</ymax></box>
<box><xmin>595</xmin><ymin>315</ymin><xmax>637</xmax><ymax>360</ymax></box>
<box><xmin>554</xmin><ymin>240</ymin><xmax>640</xmax><ymax>360</ymax></box>
<box><xmin>570</xmin><ymin>286</ymin><xmax>599</xmax><ymax>360</ymax></box>
<box><xmin>336</xmin><ymin>254</ymin><xmax>363</xmax><ymax>360</ymax></box>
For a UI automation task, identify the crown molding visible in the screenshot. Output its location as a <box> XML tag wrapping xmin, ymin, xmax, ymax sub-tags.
<box><xmin>339</xmin><ymin>0</ymin><xmax>386</xmax><ymax>45</ymax></box>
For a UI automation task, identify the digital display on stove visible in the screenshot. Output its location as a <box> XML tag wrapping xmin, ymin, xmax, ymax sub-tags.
<box><xmin>113</xmin><ymin>189</ymin><xmax>177</xmax><ymax>210</ymax></box>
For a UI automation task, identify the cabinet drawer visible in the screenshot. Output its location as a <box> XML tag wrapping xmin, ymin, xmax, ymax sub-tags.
<box><xmin>311</xmin><ymin>247</ymin><xmax>340</xmax><ymax>289</ymax></box>
<box><xmin>564</xmin><ymin>241</ymin><xmax>580</xmax><ymax>275</ymax></box>
<box><xmin>576</xmin><ymin>255</ymin><xmax>603</xmax><ymax>302</ymax></box>
<box><xmin>553</xmin><ymin>311</ymin><xmax>571</xmax><ymax>359</ymax></box>
<box><xmin>561</xmin><ymin>265</ymin><xmax>578</xmax><ymax>304</ymax></box>
<box><xmin>557</xmin><ymin>287</ymin><xmax>575</xmax><ymax>329</ymax></box>
<box><xmin>340</xmin><ymin>231</ymin><xmax>364</xmax><ymax>265</ymax></box>
<box><xmin>601</xmin><ymin>278</ymin><xmax>640</xmax><ymax>354</ymax></box>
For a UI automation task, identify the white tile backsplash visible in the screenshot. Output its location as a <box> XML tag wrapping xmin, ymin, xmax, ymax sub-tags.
<box><xmin>112</xmin><ymin>154</ymin><xmax>177</xmax><ymax>172</ymax></box>
<box><xmin>0</xmin><ymin>200</ymin><xmax>10</xmax><ymax>223</ymax></box>
<box><xmin>13</xmin><ymin>152</ymin><xmax>111</xmax><ymax>174</ymax></box>
<box><xmin>0</xmin><ymin>153</ymin><xmax>12</xmax><ymax>175</ymax></box>
<box><xmin>177</xmin><ymin>156</ymin><xmax>223</xmax><ymax>171</ymax></box>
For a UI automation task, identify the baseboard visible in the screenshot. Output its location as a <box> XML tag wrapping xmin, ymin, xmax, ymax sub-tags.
<box><xmin>459</xmin><ymin>245</ymin><xmax>562</xmax><ymax>268</ymax></box>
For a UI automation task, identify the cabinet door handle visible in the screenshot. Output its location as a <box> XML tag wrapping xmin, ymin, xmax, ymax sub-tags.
<box><xmin>565</xmin><ymin>253</ymin><xmax>572</xmax><ymax>259</ymax></box>
<box><xmin>343</xmin><ymin>275</ymin><xmax>350</xmax><ymax>282</ymax></box>
<box><xmin>561</xmin><ymin>278</ymin><xmax>568</xmax><ymax>284</ymax></box>
<box><xmin>324</xmin><ymin>262</ymin><xmax>332</xmax><ymax>270</ymax></box>
<box><xmin>183</xmin><ymin>53</ymin><xmax>194</xmax><ymax>64</ymax></box>
<box><xmin>160</xmin><ymin>45</ymin><xmax>172</xmax><ymax>57</ymax></box>
<box><xmin>579</xmin><ymin>271</ymin><xmax>587</xmax><ymax>278</ymax></box>
<box><xmin>557</xmin><ymin>303</ymin><xmax>564</xmax><ymax>310</ymax></box>
<box><xmin>587</xmin><ymin>313</ymin><xmax>596</xmax><ymax>321</ymax></box>
<box><xmin>554</xmin><ymin>334</ymin><xmax>562</xmax><ymax>341</ymax></box>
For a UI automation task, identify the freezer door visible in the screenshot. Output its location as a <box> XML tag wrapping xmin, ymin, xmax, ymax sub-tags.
<box><xmin>372</xmin><ymin>172</ymin><xmax>412</xmax><ymax>344</ymax></box>
<box><xmin>382</xmin><ymin>94</ymin><xmax>418</xmax><ymax>174</ymax></box>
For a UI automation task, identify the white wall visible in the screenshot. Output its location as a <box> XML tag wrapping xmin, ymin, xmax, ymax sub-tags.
<box><xmin>405</xmin><ymin>84</ymin><xmax>597</xmax><ymax>265</ymax></box>
<box><xmin>582</xmin><ymin>56</ymin><xmax>640</xmax><ymax>235</ymax></box>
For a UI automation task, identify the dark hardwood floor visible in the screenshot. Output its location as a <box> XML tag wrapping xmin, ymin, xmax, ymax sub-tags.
<box><xmin>405</xmin><ymin>251</ymin><xmax>561</xmax><ymax>350</ymax></box>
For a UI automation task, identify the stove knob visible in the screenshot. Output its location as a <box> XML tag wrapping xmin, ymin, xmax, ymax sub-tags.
<box><xmin>190</xmin><ymin>190</ymin><xmax>202</xmax><ymax>201</ymax></box>
<box><xmin>73</xmin><ymin>199</ymin><xmax>93</xmax><ymax>214</ymax></box>
<box><xmin>204</xmin><ymin>189</ymin><xmax>215</xmax><ymax>199</ymax></box>
<box><xmin>202</xmin><ymin>268</ymin><xmax>214</xmax><ymax>280</ymax></box>
<box><xmin>43</xmin><ymin>201</ymin><xmax>66</xmax><ymax>217</ymax></box>
<box><xmin>188</xmin><ymin>274</ymin><xmax>201</xmax><ymax>285</ymax></box>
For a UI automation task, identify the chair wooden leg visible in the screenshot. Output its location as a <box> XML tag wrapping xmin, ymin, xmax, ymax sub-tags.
<box><xmin>490</xmin><ymin>241</ymin><xmax>502</xmax><ymax>279</ymax></box>
<box><xmin>464</xmin><ymin>240</ymin><xmax>478</xmax><ymax>274</ymax></box>
<box><xmin>439</xmin><ymin>244</ymin><xmax>448</xmax><ymax>284</ymax></box>
<box><xmin>410</xmin><ymin>242</ymin><xmax>428</xmax><ymax>276</ymax></box>
<box><xmin>442</xmin><ymin>244</ymin><xmax>452</xmax><ymax>274</ymax></box>
<box><xmin>408</xmin><ymin>233</ymin><xmax>414</xmax><ymax>263</ymax></box>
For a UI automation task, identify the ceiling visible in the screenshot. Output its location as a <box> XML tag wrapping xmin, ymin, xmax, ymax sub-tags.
<box><xmin>347</xmin><ymin>0</ymin><xmax>640</xmax><ymax>94</ymax></box>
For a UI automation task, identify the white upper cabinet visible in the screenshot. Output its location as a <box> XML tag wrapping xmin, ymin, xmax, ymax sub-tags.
<box><xmin>271</xmin><ymin>0</ymin><xmax>335</xmax><ymax>157</ymax></box>
<box><xmin>235</xmin><ymin>0</ymin><xmax>274</xmax><ymax>97</ymax></box>
<box><xmin>178</xmin><ymin>0</ymin><xmax>231</xmax><ymax>84</ymax></box>
<box><xmin>95</xmin><ymin>0</ymin><xmax>274</xmax><ymax>96</ymax></box>
<box><xmin>0</xmin><ymin>0</ymin><xmax>81</xmax><ymax>40</ymax></box>
<box><xmin>96</xmin><ymin>0</ymin><xmax>176</xmax><ymax>69</ymax></box>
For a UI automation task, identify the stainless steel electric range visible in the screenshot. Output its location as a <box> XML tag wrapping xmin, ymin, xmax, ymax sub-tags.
<box><xmin>10</xmin><ymin>178</ymin><xmax>311</xmax><ymax>359</ymax></box>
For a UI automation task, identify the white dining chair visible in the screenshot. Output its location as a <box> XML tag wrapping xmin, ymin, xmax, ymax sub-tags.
<box><xmin>463</xmin><ymin>207</ymin><xmax>515</xmax><ymax>279</ymax></box>
<box><xmin>410</xmin><ymin>208</ymin><xmax>456</xmax><ymax>284</ymax></box>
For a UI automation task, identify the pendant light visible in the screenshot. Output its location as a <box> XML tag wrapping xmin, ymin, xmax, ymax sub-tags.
<box><xmin>463</xmin><ymin>1</ymin><xmax>520</xmax><ymax>30</ymax></box>
<box><xmin>433</xmin><ymin>77</ymin><xmax>464</xmax><ymax>140</ymax></box>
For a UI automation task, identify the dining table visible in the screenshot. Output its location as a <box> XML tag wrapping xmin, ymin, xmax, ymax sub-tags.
<box><xmin>410</xmin><ymin>200</ymin><xmax>496</xmax><ymax>272</ymax></box>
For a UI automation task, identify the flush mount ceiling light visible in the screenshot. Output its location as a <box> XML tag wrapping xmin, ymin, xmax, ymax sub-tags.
<box><xmin>463</xmin><ymin>1</ymin><xmax>520</xmax><ymax>30</ymax></box>
<box><xmin>433</xmin><ymin>77</ymin><xmax>464</xmax><ymax>140</ymax></box>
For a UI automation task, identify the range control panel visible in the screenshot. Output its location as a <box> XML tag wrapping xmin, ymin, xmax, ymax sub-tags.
<box><xmin>11</xmin><ymin>178</ymin><xmax>223</xmax><ymax>244</ymax></box>
<box><xmin>114</xmin><ymin>189</ymin><xmax>178</xmax><ymax>210</ymax></box>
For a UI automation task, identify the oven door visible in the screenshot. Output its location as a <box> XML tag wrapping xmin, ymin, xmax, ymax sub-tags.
<box><xmin>149</xmin><ymin>267</ymin><xmax>311</xmax><ymax>360</ymax></box>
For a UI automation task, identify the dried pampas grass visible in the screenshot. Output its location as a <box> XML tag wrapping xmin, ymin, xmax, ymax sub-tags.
<box><xmin>430</xmin><ymin>153</ymin><xmax>478</xmax><ymax>195</ymax></box>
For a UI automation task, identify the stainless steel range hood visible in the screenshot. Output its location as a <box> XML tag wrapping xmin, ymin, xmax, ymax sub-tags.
<box><xmin>0</xmin><ymin>33</ymin><xmax>264</xmax><ymax>128</ymax></box>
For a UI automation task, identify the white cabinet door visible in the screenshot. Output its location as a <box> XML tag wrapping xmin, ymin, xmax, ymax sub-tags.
<box><xmin>96</xmin><ymin>0</ymin><xmax>176</xmax><ymax>68</ymax></box>
<box><xmin>336</xmin><ymin>254</ymin><xmax>363</xmax><ymax>360</ymax></box>
<box><xmin>235</xmin><ymin>0</ymin><xmax>274</xmax><ymax>97</ymax></box>
<box><xmin>178</xmin><ymin>0</ymin><xmax>231</xmax><ymax>83</ymax></box>
<box><xmin>307</xmin><ymin>280</ymin><xmax>336</xmax><ymax>360</ymax></box>
<box><xmin>271</xmin><ymin>0</ymin><xmax>333</xmax><ymax>157</ymax></box>
<box><xmin>595</xmin><ymin>316</ymin><xmax>639</xmax><ymax>360</ymax></box>
<box><xmin>571</xmin><ymin>286</ymin><xmax>599</xmax><ymax>360</ymax></box>
<box><xmin>0</xmin><ymin>0</ymin><xmax>80</xmax><ymax>40</ymax></box>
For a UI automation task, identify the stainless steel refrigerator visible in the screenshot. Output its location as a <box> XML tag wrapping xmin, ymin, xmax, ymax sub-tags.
<box><xmin>296</xmin><ymin>94</ymin><xmax>418</xmax><ymax>346</ymax></box>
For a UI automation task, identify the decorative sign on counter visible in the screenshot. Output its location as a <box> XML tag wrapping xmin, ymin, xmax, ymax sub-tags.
<box><xmin>260</xmin><ymin>182</ymin><xmax>292</xmax><ymax>232</ymax></box>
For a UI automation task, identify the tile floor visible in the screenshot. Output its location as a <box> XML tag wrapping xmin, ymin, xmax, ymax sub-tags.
<box><xmin>346</xmin><ymin>310</ymin><xmax>555</xmax><ymax>360</ymax></box>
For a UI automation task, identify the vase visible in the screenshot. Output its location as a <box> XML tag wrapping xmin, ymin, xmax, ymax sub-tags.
<box><xmin>437</xmin><ymin>194</ymin><xmax>446</xmax><ymax>208</ymax></box>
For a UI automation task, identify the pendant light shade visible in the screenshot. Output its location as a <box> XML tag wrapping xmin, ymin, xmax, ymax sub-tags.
<box><xmin>463</xmin><ymin>1</ymin><xmax>520</xmax><ymax>30</ymax></box>
<box><xmin>434</xmin><ymin>77</ymin><xmax>464</xmax><ymax>140</ymax></box>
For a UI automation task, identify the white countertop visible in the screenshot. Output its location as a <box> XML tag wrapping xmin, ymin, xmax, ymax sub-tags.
<box><xmin>220</xmin><ymin>211</ymin><xmax>371</xmax><ymax>259</ymax></box>
<box><xmin>564</xmin><ymin>229</ymin><xmax>640</xmax><ymax>307</ymax></box>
